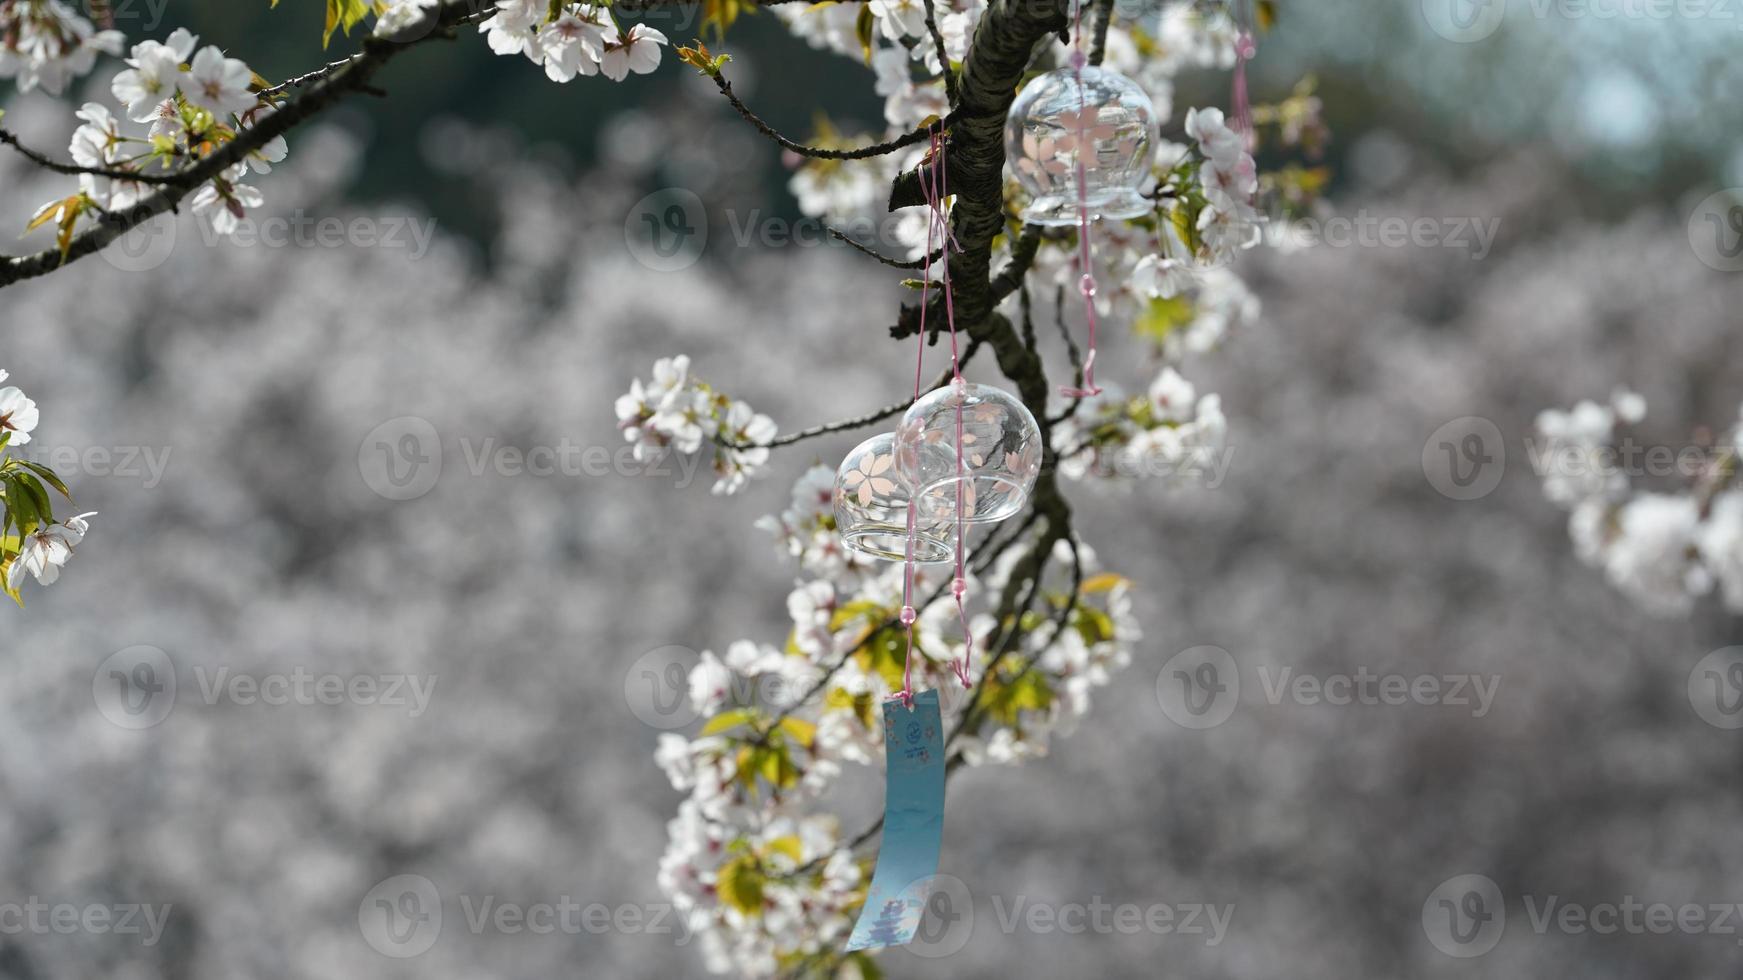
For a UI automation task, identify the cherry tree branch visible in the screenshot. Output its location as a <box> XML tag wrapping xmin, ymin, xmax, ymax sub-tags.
<box><xmin>703</xmin><ymin>67</ymin><xmax>950</xmax><ymax>160</ymax></box>
<box><xmin>0</xmin><ymin>2</ymin><xmax>499</xmax><ymax>289</ymax></box>
<box><xmin>0</xmin><ymin>128</ymin><xmax>180</xmax><ymax>185</ymax></box>
<box><xmin>724</xmin><ymin>341</ymin><xmax>980</xmax><ymax>450</ymax></box>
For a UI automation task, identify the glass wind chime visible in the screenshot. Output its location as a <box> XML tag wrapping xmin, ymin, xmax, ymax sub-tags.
<box><xmin>833</xmin><ymin>125</ymin><xmax>1044</xmax><ymax>708</ymax></box>
<box><xmin>840</xmin><ymin>2</ymin><xmax>1241</xmax><ymax>955</ymax></box>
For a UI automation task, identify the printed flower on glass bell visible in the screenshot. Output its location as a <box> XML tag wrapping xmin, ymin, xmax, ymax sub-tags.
<box><xmin>895</xmin><ymin>380</ymin><xmax>1042</xmax><ymax>525</ymax></box>
<box><xmin>1004</xmin><ymin>65</ymin><xmax>1154</xmax><ymax>226</ymax></box>
<box><xmin>834</xmin><ymin>432</ymin><xmax>954</xmax><ymax>563</ymax></box>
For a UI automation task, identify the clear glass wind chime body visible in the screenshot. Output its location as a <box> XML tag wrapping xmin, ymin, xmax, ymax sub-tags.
<box><xmin>834</xmin><ymin>13</ymin><xmax>1174</xmax><ymax>701</ymax></box>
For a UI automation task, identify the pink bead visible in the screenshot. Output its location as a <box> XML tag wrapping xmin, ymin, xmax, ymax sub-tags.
<box><xmin>951</xmin><ymin>577</ymin><xmax>968</xmax><ymax>598</ymax></box>
<box><xmin>899</xmin><ymin>605</ymin><xmax>917</xmax><ymax>626</ymax></box>
<box><xmin>1068</xmin><ymin>50</ymin><xmax>1087</xmax><ymax>70</ymax></box>
<box><xmin>1078</xmin><ymin>273</ymin><xmax>1097</xmax><ymax>298</ymax></box>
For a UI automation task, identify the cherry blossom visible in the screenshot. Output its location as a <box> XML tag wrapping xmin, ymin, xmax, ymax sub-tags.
<box><xmin>185</xmin><ymin>46</ymin><xmax>257</xmax><ymax>118</ymax></box>
<box><xmin>599</xmin><ymin>24</ymin><xmax>666</xmax><ymax>81</ymax></box>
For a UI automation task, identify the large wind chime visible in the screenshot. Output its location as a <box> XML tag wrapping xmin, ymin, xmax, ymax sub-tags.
<box><xmin>835</xmin><ymin>5</ymin><xmax>1205</xmax><ymax>951</ymax></box>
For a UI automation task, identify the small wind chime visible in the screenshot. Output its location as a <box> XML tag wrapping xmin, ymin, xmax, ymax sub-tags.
<box><xmin>840</xmin><ymin>1</ymin><xmax>1249</xmax><ymax>952</ymax></box>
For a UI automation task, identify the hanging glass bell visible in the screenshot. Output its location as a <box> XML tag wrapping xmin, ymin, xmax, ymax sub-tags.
<box><xmin>895</xmin><ymin>380</ymin><xmax>1042</xmax><ymax>526</ymax></box>
<box><xmin>1004</xmin><ymin>65</ymin><xmax>1154</xmax><ymax>227</ymax></box>
<box><xmin>834</xmin><ymin>432</ymin><xmax>954</xmax><ymax>563</ymax></box>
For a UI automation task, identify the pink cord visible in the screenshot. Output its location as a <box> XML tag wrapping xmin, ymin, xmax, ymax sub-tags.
<box><xmin>893</xmin><ymin>125</ymin><xmax>976</xmax><ymax>706</ymax></box>
<box><xmin>894</xmin><ymin>128</ymin><xmax>943</xmax><ymax>711</ymax></box>
<box><xmin>1058</xmin><ymin>19</ymin><xmax>1102</xmax><ymax>398</ymax></box>
<box><xmin>1233</xmin><ymin>31</ymin><xmax>1256</xmax><ymax>147</ymax></box>
<box><xmin>937</xmin><ymin>134</ymin><xmax>974</xmax><ymax>690</ymax></box>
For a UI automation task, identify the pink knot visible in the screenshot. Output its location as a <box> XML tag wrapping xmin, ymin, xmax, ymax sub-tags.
<box><xmin>951</xmin><ymin>577</ymin><xmax>968</xmax><ymax>599</ymax></box>
<box><xmin>952</xmin><ymin>659</ymin><xmax>973</xmax><ymax>688</ymax></box>
<box><xmin>1068</xmin><ymin>50</ymin><xmax>1087</xmax><ymax>71</ymax></box>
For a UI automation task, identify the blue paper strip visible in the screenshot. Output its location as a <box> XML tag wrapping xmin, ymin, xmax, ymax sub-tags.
<box><xmin>845</xmin><ymin>689</ymin><xmax>947</xmax><ymax>952</ymax></box>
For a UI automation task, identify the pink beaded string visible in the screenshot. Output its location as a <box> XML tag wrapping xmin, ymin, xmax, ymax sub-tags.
<box><xmin>1059</xmin><ymin>4</ymin><xmax>1103</xmax><ymax>398</ymax></box>
<box><xmin>894</xmin><ymin>124</ymin><xmax>974</xmax><ymax>708</ymax></box>
<box><xmin>1232</xmin><ymin>30</ymin><xmax>1256</xmax><ymax>147</ymax></box>
<box><xmin>935</xmin><ymin>131</ymin><xmax>974</xmax><ymax>692</ymax></box>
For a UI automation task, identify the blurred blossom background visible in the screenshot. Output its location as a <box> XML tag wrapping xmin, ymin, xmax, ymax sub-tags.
<box><xmin>3</xmin><ymin>1</ymin><xmax>1743</xmax><ymax>978</ymax></box>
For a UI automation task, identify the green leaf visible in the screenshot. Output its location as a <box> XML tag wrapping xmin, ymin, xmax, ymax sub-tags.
<box><xmin>855</xmin><ymin>3</ymin><xmax>875</xmax><ymax>64</ymax></box>
<box><xmin>15</xmin><ymin>460</ymin><xmax>71</xmax><ymax>501</ymax></box>
<box><xmin>764</xmin><ymin>834</ymin><xmax>803</xmax><ymax>865</ymax></box>
<box><xmin>776</xmin><ymin>716</ymin><xmax>816</xmax><ymax>749</ymax></box>
<box><xmin>1132</xmin><ymin>294</ymin><xmax>1195</xmax><ymax>347</ymax></box>
<box><xmin>715</xmin><ymin>855</ymin><xmax>766</xmax><ymax>916</ymax></box>
<box><xmin>700</xmin><ymin>707</ymin><xmax>759</xmax><ymax>737</ymax></box>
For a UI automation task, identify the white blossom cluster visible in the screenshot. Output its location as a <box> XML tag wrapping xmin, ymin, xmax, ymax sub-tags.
<box><xmin>477</xmin><ymin>0</ymin><xmax>667</xmax><ymax>82</ymax></box>
<box><xmin>13</xmin><ymin>0</ymin><xmax>667</xmax><ymax>258</ymax></box>
<box><xmin>613</xmin><ymin>354</ymin><xmax>778</xmax><ymax>495</ymax></box>
<box><xmin>633</xmin><ymin>4</ymin><xmax>1315</xmax><ymax>973</ymax></box>
<box><xmin>0</xmin><ymin>0</ymin><xmax>123</xmax><ymax>95</ymax></box>
<box><xmin>654</xmin><ymin>461</ymin><xmax>1140</xmax><ymax>973</ymax></box>
<box><xmin>0</xmin><ymin>367</ymin><xmax>95</xmax><ymax>593</ymax></box>
<box><xmin>1535</xmin><ymin>389</ymin><xmax>1743</xmax><ymax>616</ymax></box>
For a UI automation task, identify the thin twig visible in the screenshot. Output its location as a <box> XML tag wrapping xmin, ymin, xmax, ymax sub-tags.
<box><xmin>709</xmin><ymin>71</ymin><xmax>947</xmax><ymax>161</ymax></box>
<box><xmin>826</xmin><ymin>226</ymin><xmax>944</xmax><ymax>270</ymax></box>
<box><xmin>919</xmin><ymin>0</ymin><xmax>959</xmax><ymax>107</ymax></box>
<box><xmin>0</xmin><ymin>129</ymin><xmax>180</xmax><ymax>185</ymax></box>
<box><xmin>722</xmin><ymin>342</ymin><xmax>978</xmax><ymax>449</ymax></box>
<box><xmin>1088</xmin><ymin>0</ymin><xmax>1117</xmax><ymax>66</ymax></box>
